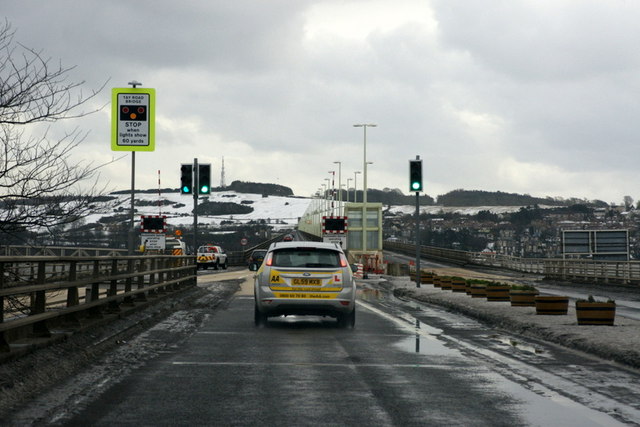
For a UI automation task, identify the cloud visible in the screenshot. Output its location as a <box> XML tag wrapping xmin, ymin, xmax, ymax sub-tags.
<box><xmin>3</xmin><ymin>0</ymin><xmax>640</xmax><ymax>205</ymax></box>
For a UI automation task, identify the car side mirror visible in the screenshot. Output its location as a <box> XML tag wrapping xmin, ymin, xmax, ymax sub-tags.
<box><xmin>249</xmin><ymin>263</ymin><xmax>258</xmax><ymax>271</ymax></box>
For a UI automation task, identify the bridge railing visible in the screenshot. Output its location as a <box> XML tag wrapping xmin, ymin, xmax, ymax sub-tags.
<box><xmin>383</xmin><ymin>241</ymin><xmax>640</xmax><ymax>285</ymax></box>
<box><xmin>1</xmin><ymin>245</ymin><xmax>128</xmax><ymax>257</ymax></box>
<box><xmin>0</xmin><ymin>254</ymin><xmax>196</xmax><ymax>352</ymax></box>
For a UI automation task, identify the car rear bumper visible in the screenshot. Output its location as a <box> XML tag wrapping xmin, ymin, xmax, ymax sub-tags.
<box><xmin>255</xmin><ymin>288</ymin><xmax>355</xmax><ymax>317</ymax></box>
<box><xmin>256</xmin><ymin>300</ymin><xmax>354</xmax><ymax>318</ymax></box>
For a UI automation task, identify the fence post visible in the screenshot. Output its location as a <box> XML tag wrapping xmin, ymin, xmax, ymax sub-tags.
<box><xmin>136</xmin><ymin>258</ymin><xmax>147</xmax><ymax>301</ymax></box>
<box><xmin>123</xmin><ymin>258</ymin><xmax>135</xmax><ymax>305</ymax></box>
<box><xmin>90</xmin><ymin>260</ymin><xmax>100</xmax><ymax>302</ymax></box>
<box><xmin>31</xmin><ymin>261</ymin><xmax>51</xmax><ymax>337</ymax></box>
<box><xmin>63</xmin><ymin>261</ymin><xmax>82</xmax><ymax>328</ymax></box>
<box><xmin>87</xmin><ymin>259</ymin><xmax>103</xmax><ymax>318</ymax></box>
<box><xmin>0</xmin><ymin>261</ymin><xmax>8</xmax><ymax>352</ymax></box>
<box><xmin>66</xmin><ymin>261</ymin><xmax>79</xmax><ymax>306</ymax></box>
<box><xmin>148</xmin><ymin>258</ymin><xmax>157</xmax><ymax>297</ymax></box>
<box><xmin>107</xmin><ymin>258</ymin><xmax>121</xmax><ymax>313</ymax></box>
<box><xmin>0</xmin><ymin>262</ymin><xmax>4</xmax><ymax>324</ymax></box>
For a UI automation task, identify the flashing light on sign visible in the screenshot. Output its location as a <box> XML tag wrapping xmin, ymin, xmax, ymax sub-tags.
<box><xmin>120</xmin><ymin>105</ymin><xmax>147</xmax><ymax>121</ymax></box>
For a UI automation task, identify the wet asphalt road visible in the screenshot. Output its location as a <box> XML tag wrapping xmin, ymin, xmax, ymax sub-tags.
<box><xmin>49</xmin><ymin>269</ymin><xmax>640</xmax><ymax>426</ymax></box>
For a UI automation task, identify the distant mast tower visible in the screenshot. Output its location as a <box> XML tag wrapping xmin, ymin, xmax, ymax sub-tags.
<box><xmin>220</xmin><ymin>156</ymin><xmax>226</xmax><ymax>188</ymax></box>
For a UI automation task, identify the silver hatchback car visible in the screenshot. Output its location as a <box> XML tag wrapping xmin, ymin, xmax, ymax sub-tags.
<box><xmin>254</xmin><ymin>241</ymin><xmax>356</xmax><ymax>327</ymax></box>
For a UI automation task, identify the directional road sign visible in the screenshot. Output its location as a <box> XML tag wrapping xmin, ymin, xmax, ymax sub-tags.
<box><xmin>111</xmin><ymin>87</ymin><xmax>156</xmax><ymax>151</ymax></box>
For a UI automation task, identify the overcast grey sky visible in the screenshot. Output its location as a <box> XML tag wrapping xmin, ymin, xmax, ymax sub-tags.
<box><xmin>3</xmin><ymin>0</ymin><xmax>640</xmax><ymax>204</ymax></box>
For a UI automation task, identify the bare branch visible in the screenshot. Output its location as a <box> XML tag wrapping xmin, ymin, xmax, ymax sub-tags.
<box><xmin>0</xmin><ymin>19</ymin><xmax>110</xmax><ymax>235</ymax></box>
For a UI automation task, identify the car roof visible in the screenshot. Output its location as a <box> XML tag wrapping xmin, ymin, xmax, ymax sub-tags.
<box><xmin>267</xmin><ymin>241</ymin><xmax>343</xmax><ymax>252</ymax></box>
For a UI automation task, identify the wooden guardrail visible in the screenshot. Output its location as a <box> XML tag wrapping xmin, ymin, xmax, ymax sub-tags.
<box><xmin>383</xmin><ymin>241</ymin><xmax>640</xmax><ymax>285</ymax></box>
<box><xmin>0</xmin><ymin>255</ymin><xmax>196</xmax><ymax>352</ymax></box>
<box><xmin>1</xmin><ymin>245</ymin><xmax>128</xmax><ymax>257</ymax></box>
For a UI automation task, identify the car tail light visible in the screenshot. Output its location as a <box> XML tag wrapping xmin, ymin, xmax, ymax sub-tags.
<box><xmin>340</xmin><ymin>255</ymin><xmax>348</xmax><ymax>268</ymax></box>
<box><xmin>265</xmin><ymin>253</ymin><xmax>273</xmax><ymax>266</ymax></box>
<box><xmin>340</xmin><ymin>301</ymin><xmax>351</xmax><ymax>306</ymax></box>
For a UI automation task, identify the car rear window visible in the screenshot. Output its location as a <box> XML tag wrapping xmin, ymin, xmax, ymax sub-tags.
<box><xmin>271</xmin><ymin>248</ymin><xmax>341</xmax><ymax>268</ymax></box>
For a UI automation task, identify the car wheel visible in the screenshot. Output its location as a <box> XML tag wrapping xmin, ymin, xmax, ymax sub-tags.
<box><xmin>221</xmin><ymin>261</ymin><xmax>227</xmax><ymax>270</ymax></box>
<box><xmin>213</xmin><ymin>261</ymin><xmax>219</xmax><ymax>270</ymax></box>
<box><xmin>254</xmin><ymin>304</ymin><xmax>268</xmax><ymax>327</ymax></box>
<box><xmin>338</xmin><ymin>308</ymin><xmax>356</xmax><ymax>328</ymax></box>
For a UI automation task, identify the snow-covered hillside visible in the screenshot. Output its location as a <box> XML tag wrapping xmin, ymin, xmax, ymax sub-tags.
<box><xmin>85</xmin><ymin>190</ymin><xmax>313</xmax><ymax>230</ymax></box>
<box><xmin>83</xmin><ymin>189</ymin><xmax>542</xmax><ymax>231</ymax></box>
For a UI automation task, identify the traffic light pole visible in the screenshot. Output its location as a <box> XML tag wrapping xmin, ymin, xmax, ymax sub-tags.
<box><xmin>413</xmin><ymin>155</ymin><xmax>421</xmax><ymax>288</ymax></box>
<box><xmin>193</xmin><ymin>157</ymin><xmax>199</xmax><ymax>254</ymax></box>
<box><xmin>415</xmin><ymin>189</ymin><xmax>421</xmax><ymax>288</ymax></box>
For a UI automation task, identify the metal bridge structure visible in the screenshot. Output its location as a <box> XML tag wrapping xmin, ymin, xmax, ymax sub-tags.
<box><xmin>384</xmin><ymin>240</ymin><xmax>640</xmax><ymax>285</ymax></box>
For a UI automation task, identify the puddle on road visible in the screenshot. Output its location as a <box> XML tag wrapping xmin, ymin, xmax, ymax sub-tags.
<box><xmin>357</xmin><ymin>288</ymin><xmax>384</xmax><ymax>301</ymax></box>
<box><xmin>475</xmin><ymin>369</ymin><xmax>635</xmax><ymax>426</ymax></box>
<box><xmin>360</xmin><ymin>290</ymin><xmax>640</xmax><ymax>425</ymax></box>
<box><xmin>360</xmin><ymin>300</ymin><xmax>461</xmax><ymax>358</ymax></box>
<box><xmin>393</xmin><ymin>334</ymin><xmax>456</xmax><ymax>357</ymax></box>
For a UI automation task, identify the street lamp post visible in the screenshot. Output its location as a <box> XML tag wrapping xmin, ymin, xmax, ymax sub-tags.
<box><xmin>327</xmin><ymin>172</ymin><xmax>335</xmax><ymax>215</ymax></box>
<box><xmin>333</xmin><ymin>161</ymin><xmax>342</xmax><ymax>209</ymax></box>
<box><xmin>346</xmin><ymin>178</ymin><xmax>353</xmax><ymax>203</ymax></box>
<box><xmin>321</xmin><ymin>182</ymin><xmax>328</xmax><ymax>213</ymax></box>
<box><xmin>324</xmin><ymin>178</ymin><xmax>330</xmax><ymax>213</ymax></box>
<box><xmin>353</xmin><ymin>171</ymin><xmax>361</xmax><ymax>203</ymax></box>
<box><xmin>354</xmin><ymin>124</ymin><xmax>376</xmax><ymax>253</ymax></box>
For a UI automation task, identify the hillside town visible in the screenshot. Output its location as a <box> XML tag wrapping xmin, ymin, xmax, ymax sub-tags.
<box><xmin>384</xmin><ymin>203</ymin><xmax>639</xmax><ymax>259</ymax></box>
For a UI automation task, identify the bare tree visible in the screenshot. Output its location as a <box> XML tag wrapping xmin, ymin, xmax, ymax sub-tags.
<box><xmin>624</xmin><ymin>196</ymin><xmax>634</xmax><ymax>211</ymax></box>
<box><xmin>0</xmin><ymin>20</ymin><xmax>108</xmax><ymax>236</ymax></box>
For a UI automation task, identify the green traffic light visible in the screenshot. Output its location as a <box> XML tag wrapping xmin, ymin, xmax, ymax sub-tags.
<box><xmin>200</xmin><ymin>185</ymin><xmax>209</xmax><ymax>193</ymax></box>
<box><xmin>411</xmin><ymin>182</ymin><xmax>421</xmax><ymax>190</ymax></box>
<box><xmin>182</xmin><ymin>185</ymin><xmax>190</xmax><ymax>193</ymax></box>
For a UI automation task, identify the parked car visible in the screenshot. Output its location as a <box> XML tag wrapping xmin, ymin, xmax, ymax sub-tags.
<box><xmin>254</xmin><ymin>241</ymin><xmax>356</xmax><ymax>327</ymax></box>
<box><xmin>248</xmin><ymin>249</ymin><xmax>267</xmax><ymax>271</ymax></box>
<box><xmin>283</xmin><ymin>234</ymin><xmax>294</xmax><ymax>242</ymax></box>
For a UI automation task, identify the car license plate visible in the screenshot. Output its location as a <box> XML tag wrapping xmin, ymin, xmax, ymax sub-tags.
<box><xmin>274</xmin><ymin>292</ymin><xmax>337</xmax><ymax>299</ymax></box>
<box><xmin>291</xmin><ymin>278</ymin><xmax>321</xmax><ymax>286</ymax></box>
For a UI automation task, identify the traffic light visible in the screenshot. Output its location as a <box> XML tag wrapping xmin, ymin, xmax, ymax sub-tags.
<box><xmin>409</xmin><ymin>159</ymin><xmax>423</xmax><ymax>192</ymax></box>
<box><xmin>198</xmin><ymin>164</ymin><xmax>211</xmax><ymax>194</ymax></box>
<box><xmin>180</xmin><ymin>164</ymin><xmax>193</xmax><ymax>194</ymax></box>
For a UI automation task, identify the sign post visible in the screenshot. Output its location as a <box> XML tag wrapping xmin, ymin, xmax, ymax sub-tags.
<box><xmin>111</xmin><ymin>82</ymin><xmax>156</xmax><ymax>254</ymax></box>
